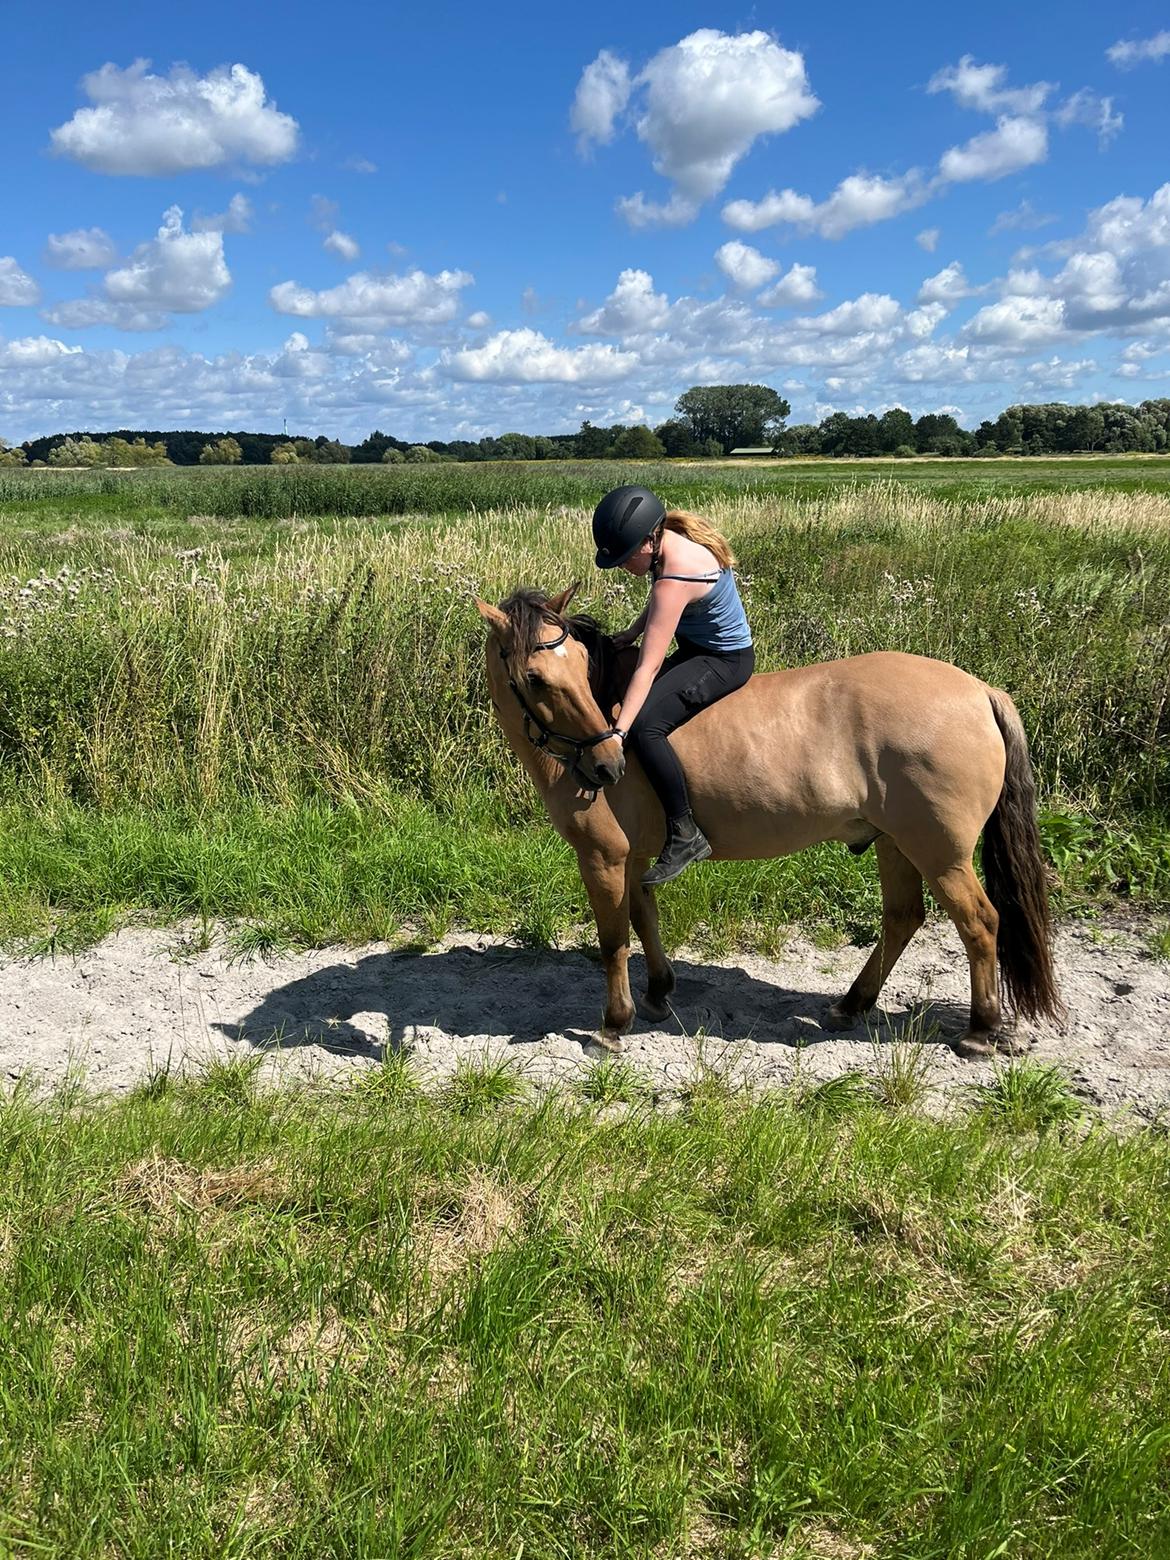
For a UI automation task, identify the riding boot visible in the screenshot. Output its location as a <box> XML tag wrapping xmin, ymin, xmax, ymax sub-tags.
<box><xmin>642</xmin><ymin>812</ymin><xmax>712</xmax><ymax>887</ymax></box>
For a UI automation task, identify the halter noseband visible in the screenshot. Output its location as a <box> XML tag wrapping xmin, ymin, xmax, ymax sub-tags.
<box><xmin>500</xmin><ymin>620</ymin><xmax>620</xmax><ymax>789</ymax></box>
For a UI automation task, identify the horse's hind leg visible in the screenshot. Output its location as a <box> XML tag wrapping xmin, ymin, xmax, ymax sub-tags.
<box><xmin>926</xmin><ymin>861</ymin><xmax>1023</xmax><ymax>1059</ymax></box>
<box><xmin>825</xmin><ymin>837</ymin><xmax>925</xmax><ymax>1028</ymax></box>
<box><xmin>628</xmin><ymin>873</ymin><xmax>675</xmax><ymax>1020</ymax></box>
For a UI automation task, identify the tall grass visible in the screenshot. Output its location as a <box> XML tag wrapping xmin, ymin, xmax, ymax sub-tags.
<box><xmin>1</xmin><ymin>1077</ymin><xmax>1168</xmax><ymax>1556</ymax></box>
<box><xmin>0</xmin><ymin>484</ymin><xmax>1167</xmax><ymax>939</ymax></box>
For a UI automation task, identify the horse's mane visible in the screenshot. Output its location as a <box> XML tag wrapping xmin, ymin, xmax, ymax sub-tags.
<box><xmin>497</xmin><ymin>588</ymin><xmax>628</xmax><ymax>706</ymax></box>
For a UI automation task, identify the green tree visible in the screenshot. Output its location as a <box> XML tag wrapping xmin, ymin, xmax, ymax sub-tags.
<box><xmin>48</xmin><ymin>436</ymin><xmax>104</xmax><ymax>467</ymax></box>
<box><xmin>309</xmin><ymin>438</ymin><xmax>351</xmax><ymax>464</ymax></box>
<box><xmin>612</xmin><ymin>424</ymin><xmax>666</xmax><ymax>459</ymax></box>
<box><xmin>270</xmin><ymin>443</ymin><xmax>299</xmax><ymax>464</ymax></box>
<box><xmin>575</xmin><ymin>420</ymin><xmax>615</xmax><ymax>458</ymax></box>
<box><xmin>674</xmin><ymin>384</ymin><xmax>790</xmax><ymax>454</ymax></box>
<box><xmin>878</xmin><ymin>408</ymin><xmax>915</xmax><ymax>453</ymax></box>
<box><xmin>381</xmin><ymin>446</ymin><xmax>406</xmax><ymax>463</ymax></box>
<box><xmin>199</xmin><ymin>437</ymin><xmax>243</xmax><ymax>465</ymax></box>
<box><xmin>0</xmin><ymin>438</ymin><xmax>27</xmax><ymax>467</ymax></box>
<box><xmin>653</xmin><ymin>419</ymin><xmax>697</xmax><ymax>457</ymax></box>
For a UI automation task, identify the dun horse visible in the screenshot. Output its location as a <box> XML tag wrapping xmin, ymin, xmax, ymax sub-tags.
<box><xmin>476</xmin><ymin>586</ymin><xmax>1062</xmax><ymax>1056</ymax></box>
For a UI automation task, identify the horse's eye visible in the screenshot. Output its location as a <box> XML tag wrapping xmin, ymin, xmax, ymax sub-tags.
<box><xmin>526</xmin><ymin>670</ymin><xmax>546</xmax><ymax>689</ymax></box>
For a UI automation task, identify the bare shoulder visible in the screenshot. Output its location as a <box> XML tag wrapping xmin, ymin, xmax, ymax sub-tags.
<box><xmin>660</xmin><ymin>528</ymin><xmax>718</xmax><ymax>575</ymax></box>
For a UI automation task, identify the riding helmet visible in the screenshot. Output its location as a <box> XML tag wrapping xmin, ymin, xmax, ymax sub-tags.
<box><xmin>592</xmin><ymin>485</ymin><xmax>666</xmax><ymax>569</ymax></box>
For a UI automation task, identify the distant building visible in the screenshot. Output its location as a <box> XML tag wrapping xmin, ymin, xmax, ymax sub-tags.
<box><xmin>728</xmin><ymin>446</ymin><xmax>776</xmax><ymax>457</ymax></box>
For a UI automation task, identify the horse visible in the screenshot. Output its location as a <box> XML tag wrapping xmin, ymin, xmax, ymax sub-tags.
<box><xmin>475</xmin><ymin>585</ymin><xmax>1063</xmax><ymax>1058</ymax></box>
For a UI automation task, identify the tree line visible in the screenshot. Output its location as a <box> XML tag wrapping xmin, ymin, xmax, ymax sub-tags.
<box><xmin>3</xmin><ymin>386</ymin><xmax>1170</xmax><ymax>467</ymax></box>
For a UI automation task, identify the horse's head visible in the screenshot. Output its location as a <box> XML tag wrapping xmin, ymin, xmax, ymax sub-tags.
<box><xmin>475</xmin><ymin>583</ymin><xmax>626</xmax><ymax>790</ymax></box>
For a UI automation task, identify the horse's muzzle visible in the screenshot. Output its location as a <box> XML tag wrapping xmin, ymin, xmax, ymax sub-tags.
<box><xmin>590</xmin><ymin>751</ymin><xmax>626</xmax><ymax>787</ymax></box>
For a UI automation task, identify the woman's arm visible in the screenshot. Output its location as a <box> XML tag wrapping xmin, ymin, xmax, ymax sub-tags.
<box><xmin>615</xmin><ymin>581</ymin><xmax>688</xmax><ymax>734</ymax></box>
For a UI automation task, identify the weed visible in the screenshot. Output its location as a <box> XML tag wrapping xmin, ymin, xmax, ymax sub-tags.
<box><xmin>967</xmin><ymin>1060</ymin><xmax>1086</xmax><ymax>1133</ymax></box>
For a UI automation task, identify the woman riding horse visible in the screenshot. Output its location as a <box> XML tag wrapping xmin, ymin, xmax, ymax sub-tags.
<box><xmin>593</xmin><ymin>485</ymin><xmax>754</xmax><ymax>886</ymax></box>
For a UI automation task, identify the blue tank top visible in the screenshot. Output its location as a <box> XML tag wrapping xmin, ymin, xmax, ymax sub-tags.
<box><xmin>655</xmin><ymin>564</ymin><xmax>753</xmax><ymax>652</ymax></box>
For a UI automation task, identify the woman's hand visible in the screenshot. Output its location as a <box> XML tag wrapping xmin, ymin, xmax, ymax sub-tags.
<box><xmin>611</xmin><ymin>627</ymin><xmax>640</xmax><ymax>650</ymax></box>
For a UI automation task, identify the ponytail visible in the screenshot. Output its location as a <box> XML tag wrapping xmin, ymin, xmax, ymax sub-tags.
<box><xmin>663</xmin><ymin>510</ymin><xmax>736</xmax><ymax>570</ymax></box>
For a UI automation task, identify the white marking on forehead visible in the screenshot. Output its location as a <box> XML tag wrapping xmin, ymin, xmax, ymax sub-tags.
<box><xmin>552</xmin><ymin>642</ymin><xmax>568</xmax><ymax>657</ymax></box>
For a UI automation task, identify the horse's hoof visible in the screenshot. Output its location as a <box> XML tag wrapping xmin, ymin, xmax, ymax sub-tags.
<box><xmin>640</xmin><ymin>994</ymin><xmax>671</xmax><ymax>1022</ymax></box>
<box><xmin>824</xmin><ymin>1002</ymin><xmax>864</xmax><ymax>1031</ymax></box>
<box><xmin>591</xmin><ymin>1031</ymin><xmax>625</xmax><ymax>1055</ymax></box>
<box><xmin>951</xmin><ymin>1030</ymin><xmax>1029</xmax><ymax>1060</ymax></box>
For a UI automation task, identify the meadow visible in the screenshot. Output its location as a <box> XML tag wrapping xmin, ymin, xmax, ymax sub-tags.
<box><xmin>0</xmin><ymin>458</ymin><xmax>1167</xmax><ymax>952</ymax></box>
<box><xmin>1</xmin><ymin>1056</ymin><xmax>1168</xmax><ymax>1557</ymax></box>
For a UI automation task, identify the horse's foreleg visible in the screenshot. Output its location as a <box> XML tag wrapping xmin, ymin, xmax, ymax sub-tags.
<box><xmin>826</xmin><ymin>837</ymin><xmax>925</xmax><ymax>1028</ymax></box>
<box><xmin>628</xmin><ymin>873</ymin><xmax>675</xmax><ymax>1020</ymax></box>
<box><xmin>927</xmin><ymin>861</ymin><xmax>1024</xmax><ymax>1058</ymax></box>
<box><xmin>578</xmin><ymin>848</ymin><xmax>636</xmax><ymax>1042</ymax></box>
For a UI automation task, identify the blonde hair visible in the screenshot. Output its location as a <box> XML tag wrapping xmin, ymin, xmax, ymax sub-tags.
<box><xmin>663</xmin><ymin>509</ymin><xmax>736</xmax><ymax>571</ymax></box>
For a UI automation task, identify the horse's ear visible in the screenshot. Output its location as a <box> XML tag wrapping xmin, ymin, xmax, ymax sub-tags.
<box><xmin>474</xmin><ymin>599</ymin><xmax>510</xmax><ymax>639</ymax></box>
<box><xmin>547</xmin><ymin>581</ymin><xmax>580</xmax><ymax>617</ymax></box>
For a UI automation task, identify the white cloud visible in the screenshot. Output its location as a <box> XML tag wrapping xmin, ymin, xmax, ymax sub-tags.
<box><xmin>632</xmin><ymin>30</ymin><xmax>818</xmax><ymax>202</ymax></box>
<box><xmin>0</xmin><ymin>258</ymin><xmax>42</xmax><ymax>306</ymax></box>
<box><xmin>466</xmin><ymin>310</ymin><xmax>492</xmax><ymax>329</ymax></box>
<box><xmin>102</xmin><ymin>206</ymin><xmax>230</xmax><ymax>313</ymax></box>
<box><xmin>917</xmin><ymin>261</ymin><xmax>983</xmax><ymax>304</ymax></box>
<box><xmin>917</xmin><ymin>228</ymin><xmax>940</xmax><ymax>252</ymax></box>
<box><xmin>442</xmin><ymin>328</ymin><xmax>636</xmax><ymax>383</ymax></box>
<box><xmin>758</xmin><ymin>264</ymin><xmax>823</xmax><ymax>309</ymax></box>
<box><xmin>191</xmin><ymin>193</ymin><xmax>252</xmax><ymax>234</ymax></box>
<box><xmin>904</xmin><ymin>302</ymin><xmax>949</xmax><ymax>338</ymax></box>
<box><xmin>614</xmin><ymin>192</ymin><xmax>698</xmax><ymax>229</ymax></box>
<box><xmin>49</xmin><ymin>60</ymin><xmax>299</xmax><ymax>175</ymax></box>
<box><xmin>796</xmin><ymin>293</ymin><xmax>901</xmax><ymax>335</ymax></box>
<box><xmin>44</xmin><ymin>228</ymin><xmax>118</xmax><ymax>269</ymax></box>
<box><xmin>723</xmin><ymin>171</ymin><xmax>929</xmax><ymax>240</ymax></box>
<box><xmin>927</xmin><ymin>56</ymin><xmax>1053</xmax><ymax>115</ymax></box>
<box><xmin>324</xmin><ymin>230</ymin><xmax>361</xmax><ymax>262</ymax></box>
<box><xmin>576</xmin><ymin>269</ymin><xmax>670</xmax><ymax>334</ymax></box>
<box><xmin>269</xmin><ymin>267</ymin><xmax>473</xmax><ymax>325</ymax></box>
<box><xmin>343</xmin><ymin>156</ymin><xmax>378</xmax><ymax>173</ymax></box>
<box><xmin>892</xmin><ymin>342</ymin><xmax>975</xmax><ymax>383</ymax></box>
<box><xmin>714</xmin><ymin>241</ymin><xmax>778</xmax><ymax>291</ymax></box>
<box><xmin>570</xmin><ymin>49</ymin><xmax>631</xmax><ymax>149</ymax></box>
<box><xmin>1055</xmin><ymin>90</ymin><xmax>1122</xmax><ymax>145</ymax></box>
<box><xmin>1107</xmin><ymin>31</ymin><xmax>1170</xmax><ymax>68</ymax></box>
<box><xmin>938</xmin><ymin>116</ymin><xmax>1048</xmax><ymax>182</ymax></box>
<box><xmin>963</xmin><ymin>295</ymin><xmax>1067</xmax><ymax>345</ymax></box>
<box><xmin>40</xmin><ymin>298</ymin><xmax>167</xmax><ymax>331</ymax></box>
<box><xmin>0</xmin><ymin>335</ymin><xmax>83</xmax><ymax>367</ymax></box>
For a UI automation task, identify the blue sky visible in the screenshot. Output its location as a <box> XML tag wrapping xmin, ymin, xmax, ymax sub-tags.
<box><xmin>2</xmin><ymin>0</ymin><xmax>1169</xmax><ymax>442</ymax></box>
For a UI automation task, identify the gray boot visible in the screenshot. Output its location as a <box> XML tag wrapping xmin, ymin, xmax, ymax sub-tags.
<box><xmin>641</xmin><ymin>813</ymin><xmax>711</xmax><ymax>887</ymax></box>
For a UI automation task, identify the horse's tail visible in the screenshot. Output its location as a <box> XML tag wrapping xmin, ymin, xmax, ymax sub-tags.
<box><xmin>983</xmin><ymin>688</ymin><xmax>1064</xmax><ymax>1023</ymax></box>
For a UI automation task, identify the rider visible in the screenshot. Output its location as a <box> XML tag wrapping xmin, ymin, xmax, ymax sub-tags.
<box><xmin>593</xmin><ymin>485</ymin><xmax>755</xmax><ymax>885</ymax></box>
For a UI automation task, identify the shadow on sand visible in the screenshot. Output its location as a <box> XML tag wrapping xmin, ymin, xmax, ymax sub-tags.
<box><xmin>215</xmin><ymin>942</ymin><xmax>967</xmax><ymax>1061</ymax></box>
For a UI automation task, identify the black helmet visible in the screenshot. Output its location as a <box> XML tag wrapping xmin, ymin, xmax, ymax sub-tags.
<box><xmin>592</xmin><ymin>485</ymin><xmax>666</xmax><ymax>569</ymax></box>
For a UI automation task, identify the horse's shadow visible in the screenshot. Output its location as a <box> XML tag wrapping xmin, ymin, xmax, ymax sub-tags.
<box><xmin>215</xmin><ymin>942</ymin><xmax>968</xmax><ymax>1060</ymax></box>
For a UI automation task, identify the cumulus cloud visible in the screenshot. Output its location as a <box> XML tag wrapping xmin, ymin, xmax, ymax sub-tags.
<box><xmin>927</xmin><ymin>56</ymin><xmax>1053</xmax><ymax>115</ymax></box>
<box><xmin>917</xmin><ymin>262</ymin><xmax>984</xmax><ymax>304</ymax></box>
<box><xmin>917</xmin><ymin>228</ymin><xmax>940</xmax><ymax>252</ymax></box>
<box><xmin>269</xmin><ymin>267</ymin><xmax>473</xmax><ymax>325</ymax></box>
<box><xmin>442</xmin><ymin>327</ymin><xmax>636</xmax><ymax>383</ymax></box>
<box><xmin>714</xmin><ymin>242</ymin><xmax>778</xmax><ymax>291</ymax></box>
<box><xmin>938</xmin><ymin>116</ymin><xmax>1048</xmax><ymax>182</ymax></box>
<box><xmin>102</xmin><ymin>205</ymin><xmax>231</xmax><ymax>313</ymax></box>
<box><xmin>0</xmin><ymin>335</ymin><xmax>83</xmax><ymax>367</ymax></box>
<box><xmin>723</xmin><ymin>171</ymin><xmax>929</xmax><ymax>240</ymax></box>
<box><xmin>1055</xmin><ymin>90</ymin><xmax>1123</xmax><ymax>145</ymax></box>
<box><xmin>44</xmin><ymin>227</ymin><xmax>118</xmax><ymax>269</ymax></box>
<box><xmin>614</xmin><ymin>192</ymin><xmax>698</xmax><ymax>229</ymax></box>
<box><xmin>0</xmin><ymin>258</ymin><xmax>42</xmax><ymax>306</ymax></box>
<box><xmin>324</xmin><ymin>230</ymin><xmax>361</xmax><ymax>261</ymax></box>
<box><xmin>796</xmin><ymin>293</ymin><xmax>901</xmax><ymax>336</ymax></box>
<box><xmin>904</xmin><ymin>302</ymin><xmax>949</xmax><ymax>338</ymax></box>
<box><xmin>576</xmin><ymin>30</ymin><xmax>817</xmax><ymax>225</ymax></box>
<box><xmin>49</xmin><ymin>60</ymin><xmax>299</xmax><ymax>175</ymax></box>
<box><xmin>963</xmin><ymin>295</ymin><xmax>1067</xmax><ymax>345</ymax></box>
<box><xmin>1107</xmin><ymin>32</ymin><xmax>1170</xmax><ymax>68</ymax></box>
<box><xmin>570</xmin><ymin>49</ymin><xmax>631</xmax><ymax>149</ymax></box>
<box><xmin>191</xmin><ymin>194</ymin><xmax>252</xmax><ymax>234</ymax></box>
<box><xmin>576</xmin><ymin>269</ymin><xmax>670</xmax><ymax>334</ymax></box>
<box><xmin>40</xmin><ymin>298</ymin><xmax>167</xmax><ymax>331</ymax></box>
<box><xmin>758</xmin><ymin>264</ymin><xmax>823</xmax><ymax>309</ymax></box>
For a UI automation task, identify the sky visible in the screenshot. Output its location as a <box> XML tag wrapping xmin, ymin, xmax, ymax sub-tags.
<box><xmin>2</xmin><ymin>0</ymin><xmax>1169</xmax><ymax>444</ymax></box>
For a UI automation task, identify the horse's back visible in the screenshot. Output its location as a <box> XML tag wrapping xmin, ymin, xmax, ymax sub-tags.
<box><xmin>667</xmin><ymin>650</ymin><xmax>1006</xmax><ymax>862</ymax></box>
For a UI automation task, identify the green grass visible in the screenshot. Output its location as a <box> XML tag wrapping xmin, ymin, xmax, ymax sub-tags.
<box><xmin>0</xmin><ymin>478</ymin><xmax>1167</xmax><ymax>944</ymax></box>
<box><xmin>1</xmin><ymin>1077</ymin><xmax>1168</xmax><ymax>1556</ymax></box>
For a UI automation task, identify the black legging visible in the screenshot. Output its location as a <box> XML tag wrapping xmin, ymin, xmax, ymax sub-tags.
<box><xmin>626</xmin><ymin>636</ymin><xmax>755</xmax><ymax>822</ymax></box>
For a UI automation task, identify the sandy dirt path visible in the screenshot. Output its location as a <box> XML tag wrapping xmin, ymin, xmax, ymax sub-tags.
<box><xmin>1</xmin><ymin>918</ymin><xmax>1167</xmax><ymax>1118</ymax></box>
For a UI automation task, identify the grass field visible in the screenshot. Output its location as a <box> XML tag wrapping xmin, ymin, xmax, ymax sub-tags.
<box><xmin>0</xmin><ymin>463</ymin><xmax>1167</xmax><ymax>950</ymax></box>
<box><xmin>1</xmin><ymin>1064</ymin><xmax>1168</xmax><ymax>1557</ymax></box>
